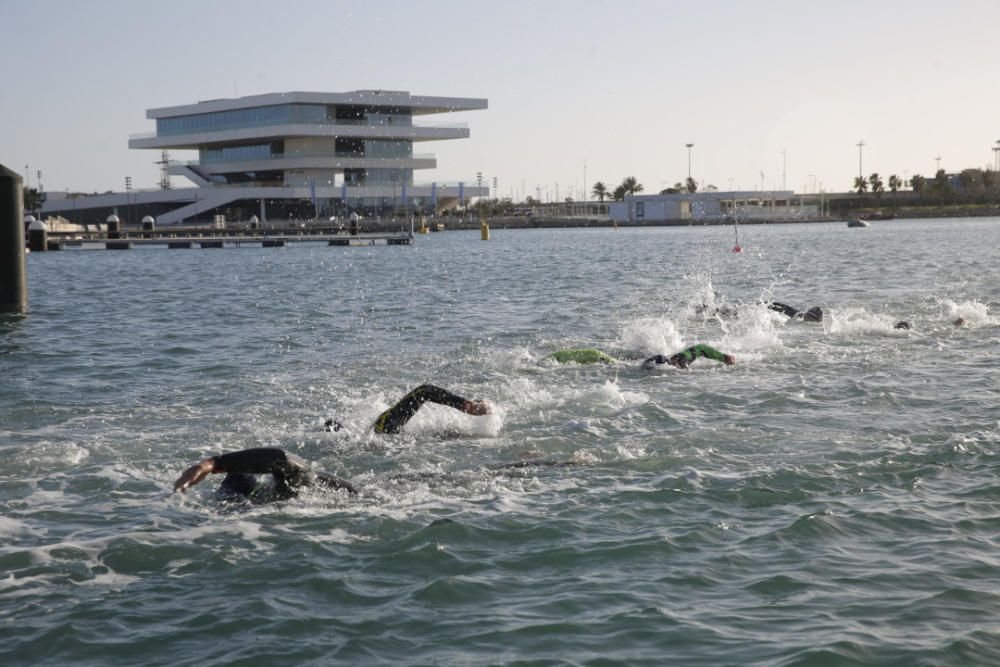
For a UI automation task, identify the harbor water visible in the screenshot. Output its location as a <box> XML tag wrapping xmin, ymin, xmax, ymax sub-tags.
<box><xmin>2</xmin><ymin>218</ymin><xmax>999</xmax><ymax>665</ymax></box>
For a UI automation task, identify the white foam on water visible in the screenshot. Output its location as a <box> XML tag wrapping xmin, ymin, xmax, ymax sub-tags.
<box><xmin>0</xmin><ymin>516</ymin><xmax>39</xmax><ymax>539</ymax></box>
<box><xmin>15</xmin><ymin>441</ymin><xmax>91</xmax><ymax>469</ymax></box>
<box><xmin>939</xmin><ymin>298</ymin><xmax>995</xmax><ymax>326</ymax></box>
<box><xmin>825</xmin><ymin>306</ymin><xmax>906</xmax><ymax>336</ymax></box>
<box><xmin>617</xmin><ymin>316</ymin><xmax>685</xmax><ymax>357</ymax></box>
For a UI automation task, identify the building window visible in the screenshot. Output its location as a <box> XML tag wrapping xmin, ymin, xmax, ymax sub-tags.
<box><xmin>635</xmin><ymin>202</ymin><xmax>645</xmax><ymax>218</ymax></box>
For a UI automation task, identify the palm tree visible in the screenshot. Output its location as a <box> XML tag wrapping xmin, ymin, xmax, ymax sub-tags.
<box><xmin>620</xmin><ymin>176</ymin><xmax>643</xmax><ymax>196</ymax></box>
<box><xmin>888</xmin><ymin>174</ymin><xmax>901</xmax><ymax>208</ymax></box>
<box><xmin>869</xmin><ymin>173</ymin><xmax>884</xmax><ymax>202</ymax></box>
<box><xmin>685</xmin><ymin>177</ymin><xmax>698</xmax><ymax>193</ymax></box>
<box><xmin>933</xmin><ymin>169</ymin><xmax>949</xmax><ymax>201</ymax></box>
<box><xmin>853</xmin><ymin>176</ymin><xmax>868</xmax><ymax>194</ymax></box>
<box><xmin>612</xmin><ymin>184</ymin><xmax>628</xmax><ymax>201</ymax></box>
<box><xmin>23</xmin><ymin>187</ymin><xmax>43</xmax><ymax>215</ymax></box>
<box><xmin>591</xmin><ymin>181</ymin><xmax>609</xmax><ymax>202</ymax></box>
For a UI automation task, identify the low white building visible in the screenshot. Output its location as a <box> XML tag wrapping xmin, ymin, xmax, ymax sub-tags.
<box><xmin>608</xmin><ymin>190</ymin><xmax>819</xmax><ymax>223</ymax></box>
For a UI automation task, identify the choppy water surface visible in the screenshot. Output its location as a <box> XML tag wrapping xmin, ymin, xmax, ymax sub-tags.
<box><xmin>2</xmin><ymin>219</ymin><xmax>999</xmax><ymax>665</ymax></box>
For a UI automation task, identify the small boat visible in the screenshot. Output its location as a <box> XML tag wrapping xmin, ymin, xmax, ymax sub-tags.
<box><xmin>847</xmin><ymin>218</ymin><xmax>870</xmax><ymax>228</ymax></box>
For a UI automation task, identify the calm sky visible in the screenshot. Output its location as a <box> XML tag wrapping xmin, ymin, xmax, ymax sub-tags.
<box><xmin>3</xmin><ymin>0</ymin><xmax>999</xmax><ymax>200</ymax></box>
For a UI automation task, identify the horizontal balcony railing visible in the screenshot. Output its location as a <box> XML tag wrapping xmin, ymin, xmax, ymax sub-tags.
<box><xmin>185</xmin><ymin>152</ymin><xmax>434</xmax><ymax>166</ymax></box>
<box><xmin>130</xmin><ymin>120</ymin><xmax>467</xmax><ymax>141</ymax></box>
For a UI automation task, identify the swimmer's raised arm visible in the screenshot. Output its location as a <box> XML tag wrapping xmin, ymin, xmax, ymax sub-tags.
<box><xmin>461</xmin><ymin>399</ymin><xmax>491</xmax><ymax>416</ymax></box>
<box><xmin>643</xmin><ymin>344</ymin><xmax>735</xmax><ymax>370</ymax></box>
<box><xmin>173</xmin><ymin>448</ymin><xmax>311</xmax><ymax>493</ymax></box>
<box><xmin>174</xmin><ymin>458</ymin><xmax>217</xmax><ymax>492</ymax></box>
<box><xmin>373</xmin><ymin>384</ymin><xmax>491</xmax><ymax>434</ymax></box>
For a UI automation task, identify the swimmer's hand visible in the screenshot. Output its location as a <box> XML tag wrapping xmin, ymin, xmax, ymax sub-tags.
<box><xmin>462</xmin><ymin>400</ymin><xmax>491</xmax><ymax>416</ymax></box>
<box><xmin>723</xmin><ymin>354</ymin><xmax>736</xmax><ymax>365</ymax></box>
<box><xmin>173</xmin><ymin>458</ymin><xmax>216</xmax><ymax>492</ymax></box>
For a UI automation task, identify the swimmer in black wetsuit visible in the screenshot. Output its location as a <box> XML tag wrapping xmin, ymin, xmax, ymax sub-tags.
<box><xmin>173</xmin><ymin>447</ymin><xmax>357</xmax><ymax>503</ymax></box>
<box><xmin>369</xmin><ymin>384</ymin><xmax>491</xmax><ymax>434</ymax></box>
<box><xmin>768</xmin><ymin>302</ymin><xmax>824</xmax><ymax>322</ymax></box>
<box><xmin>174</xmin><ymin>447</ymin><xmax>575</xmax><ymax>504</ymax></box>
<box><xmin>643</xmin><ymin>343</ymin><xmax>736</xmax><ymax>370</ymax></box>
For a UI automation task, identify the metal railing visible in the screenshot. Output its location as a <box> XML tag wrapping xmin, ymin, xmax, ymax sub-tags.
<box><xmin>129</xmin><ymin>120</ymin><xmax>468</xmax><ymax>141</ymax></box>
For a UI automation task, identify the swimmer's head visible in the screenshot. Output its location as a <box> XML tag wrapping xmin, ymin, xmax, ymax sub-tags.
<box><xmin>953</xmin><ymin>316</ymin><xmax>966</xmax><ymax>327</ymax></box>
<box><xmin>324</xmin><ymin>418</ymin><xmax>343</xmax><ymax>433</ymax></box>
<box><xmin>894</xmin><ymin>321</ymin><xmax>911</xmax><ymax>330</ymax></box>
<box><xmin>803</xmin><ymin>307</ymin><xmax>824</xmax><ymax>323</ymax></box>
<box><xmin>642</xmin><ymin>354</ymin><xmax>671</xmax><ymax>370</ymax></box>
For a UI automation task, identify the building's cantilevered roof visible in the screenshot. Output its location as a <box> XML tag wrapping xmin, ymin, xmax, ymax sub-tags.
<box><xmin>147</xmin><ymin>90</ymin><xmax>488</xmax><ymax>119</ymax></box>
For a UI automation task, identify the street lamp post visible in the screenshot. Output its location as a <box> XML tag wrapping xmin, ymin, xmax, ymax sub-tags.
<box><xmin>856</xmin><ymin>140</ymin><xmax>865</xmax><ymax>186</ymax></box>
<box><xmin>390</xmin><ymin>171</ymin><xmax>398</xmax><ymax>219</ymax></box>
<box><xmin>476</xmin><ymin>171</ymin><xmax>483</xmax><ymax>211</ymax></box>
<box><xmin>685</xmin><ymin>143</ymin><xmax>694</xmax><ymax>181</ymax></box>
<box><xmin>125</xmin><ymin>176</ymin><xmax>132</xmax><ymax>225</ymax></box>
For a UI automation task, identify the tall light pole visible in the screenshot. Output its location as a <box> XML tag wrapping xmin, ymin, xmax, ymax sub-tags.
<box><xmin>994</xmin><ymin>140</ymin><xmax>1000</xmax><ymax>172</ymax></box>
<box><xmin>935</xmin><ymin>155</ymin><xmax>942</xmax><ymax>173</ymax></box>
<box><xmin>856</xmin><ymin>140</ymin><xmax>865</xmax><ymax>185</ymax></box>
<box><xmin>125</xmin><ymin>175</ymin><xmax>134</xmax><ymax>225</ymax></box>
<box><xmin>685</xmin><ymin>143</ymin><xmax>694</xmax><ymax>181</ymax></box>
<box><xmin>782</xmin><ymin>149</ymin><xmax>786</xmax><ymax>190</ymax></box>
<box><xmin>583</xmin><ymin>159</ymin><xmax>587</xmax><ymax>202</ymax></box>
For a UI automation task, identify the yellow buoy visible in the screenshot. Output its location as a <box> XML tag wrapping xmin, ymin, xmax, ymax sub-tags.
<box><xmin>481</xmin><ymin>218</ymin><xmax>490</xmax><ymax>241</ymax></box>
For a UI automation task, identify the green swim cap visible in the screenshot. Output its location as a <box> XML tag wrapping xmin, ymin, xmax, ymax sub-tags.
<box><xmin>550</xmin><ymin>348</ymin><xmax>616</xmax><ymax>365</ymax></box>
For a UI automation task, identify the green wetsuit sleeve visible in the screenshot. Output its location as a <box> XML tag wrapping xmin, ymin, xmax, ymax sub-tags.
<box><xmin>689</xmin><ymin>344</ymin><xmax>726</xmax><ymax>363</ymax></box>
<box><xmin>373</xmin><ymin>384</ymin><xmax>470</xmax><ymax>434</ymax></box>
<box><xmin>550</xmin><ymin>349</ymin><xmax>616</xmax><ymax>364</ymax></box>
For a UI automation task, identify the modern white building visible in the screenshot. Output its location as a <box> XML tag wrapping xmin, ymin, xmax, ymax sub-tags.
<box><xmin>608</xmin><ymin>191</ymin><xmax>819</xmax><ymax>223</ymax></box>
<box><xmin>41</xmin><ymin>90</ymin><xmax>488</xmax><ymax>225</ymax></box>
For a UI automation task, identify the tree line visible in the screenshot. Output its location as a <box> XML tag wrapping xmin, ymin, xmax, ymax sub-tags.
<box><xmin>589</xmin><ymin>175</ymin><xmax>717</xmax><ymax>202</ymax></box>
<box><xmin>852</xmin><ymin>168</ymin><xmax>1000</xmax><ymax>205</ymax></box>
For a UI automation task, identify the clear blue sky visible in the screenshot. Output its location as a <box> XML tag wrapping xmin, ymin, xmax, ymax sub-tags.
<box><xmin>3</xmin><ymin>0</ymin><xmax>1000</xmax><ymax>200</ymax></box>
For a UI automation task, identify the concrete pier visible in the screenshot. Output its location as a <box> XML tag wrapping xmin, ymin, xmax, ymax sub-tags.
<box><xmin>41</xmin><ymin>228</ymin><xmax>412</xmax><ymax>250</ymax></box>
<box><xmin>0</xmin><ymin>164</ymin><xmax>26</xmax><ymax>314</ymax></box>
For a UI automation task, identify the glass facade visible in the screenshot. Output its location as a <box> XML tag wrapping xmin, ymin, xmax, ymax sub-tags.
<box><xmin>157</xmin><ymin>104</ymin><xmax>328</xmax><ymax>136</ymax></box>
<box><xmin>158</xmin><ymin>104</ymin><xmax>415</xmax><ymax>136</ymax></box>
<box><xmin>201</xmin><ymin>141</ymin><xmax>282</xmax><ymax>164</ymax></box>
<box><xmin>365</xmin><ymin>168</ymin><xmax>413</xmax><ymax>185</ymax></box>
<box><xmin>365</xmin><ymin>140</ymin><xmax>413</xmax><ymax>158</ymax></box>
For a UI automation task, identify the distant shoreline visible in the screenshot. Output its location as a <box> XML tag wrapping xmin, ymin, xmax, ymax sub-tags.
<box><xmin>425</xmin><ymin>207</ymin><xmax>1000</xmax><ymax>233</ymax></box>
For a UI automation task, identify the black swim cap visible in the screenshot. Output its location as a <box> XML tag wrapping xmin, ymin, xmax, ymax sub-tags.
<box><xmin>894</xmin><ymin>321</ymin><xmax>911</xmax><ymax>330</ymax></box>
<box><xmin>324</xmin><ymin>418</ymin><xmax>343</xmax><ymax>432</ymax></box>
<box><xmin>803</xmin><ymin>307</ymin><xmax>824</xmax><ymax>323</ymax></box>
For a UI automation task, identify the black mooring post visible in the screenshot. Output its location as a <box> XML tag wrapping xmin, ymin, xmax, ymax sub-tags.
<box><xmin>0</xmin><ymin>164</ymin><xmax>26</xmax><ymax>314</ymax></box>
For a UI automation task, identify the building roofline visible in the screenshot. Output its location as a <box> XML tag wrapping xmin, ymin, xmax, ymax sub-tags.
<box><xmin>147</xmin><ymin>90</ymin><xmax>488</xmax><ymax>119</ymax></box>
